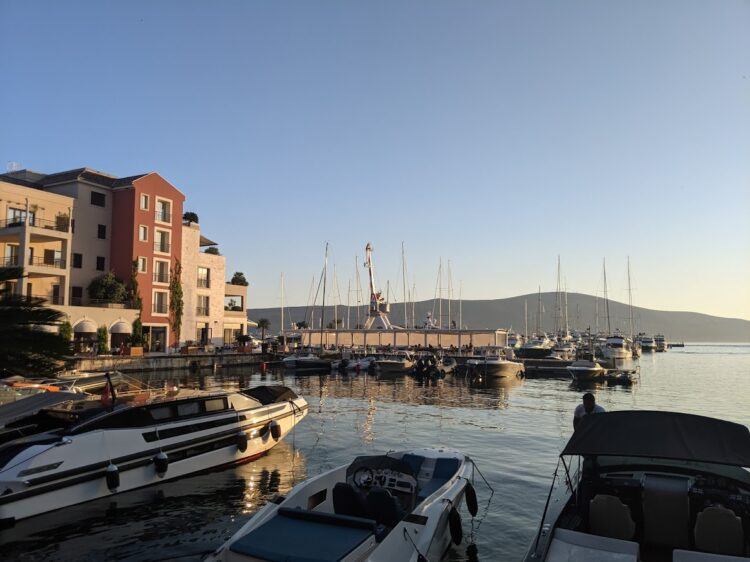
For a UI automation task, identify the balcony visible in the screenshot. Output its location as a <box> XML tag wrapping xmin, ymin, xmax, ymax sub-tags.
<box><xmin>153</xmin><ymin>302</ymin><xmax>168</xmax><ymax>314</ymax></box>
<box><xmin>0</xmin><ymin>217</ymin><xmax>70</xmax><ymax>232</ymax></box>
<box><xmin>197</xmin><ymin>278</ymin><xmax>210</xmax><ymax>288</ymax></box>
<box><xmin>1</xmin><ymin>256</ymin><xmax>19</xmax><ymax>267</ymax></box>
<box><xmin>155</xmin><ymin>210</ymin><xmax>171</xmax><ymax>223</ymax></box>
<box><xmin>196</xmin><ymin>306</ymin><xmax>209</xmax><ymax>316</ymax></box>
<box><xmin>69</xmin><ymin>297</ymin><xmax>137</xmax><ymax>309</ymax></box>
<box><xmin>153</xmin><ymin>272</ymin><xmax>170</xmax><ymax>283</ymax></box>
<box><xmin>30</xmin><ymin>294</ymin><xmax>64</xmax><ymax>305</ymax></box>
<box><xmin>28</xmin><ymin>256</ymin><xmax>66</xmax><ymax>269</ymax></box>
<box><xmin>154</xmin><ymin>241</ymin><xmax>171</xmax><ymax>253</ymax></box>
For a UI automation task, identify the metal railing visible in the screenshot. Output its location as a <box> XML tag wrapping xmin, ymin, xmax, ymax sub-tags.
<box><xmin>28</xmin><ymin>256</ymin><xmax>66</xmax><ymax>269</ymax></box>
<box><xmin>69</xmin><ymin>297</ymin><xmax>136</xmax><ymax>309</ymax></box>
<box><xmin>196</xmin><ymin>306</ymin><xmax>209</xmax><ymax>316</ymax></box>
<box><xmin>153</xmin><ymin>272</ymin><xmax>170</xmax><ymax>283</ymax></box>
<box><xmin>30</xmin><ymin>294</ymin><xmax>64</xmax><ymax>305</ymax></box>
<box><xmin>1</xmin><ymin>256</ymin><xmax>19</xmax><ymax>267</ymax></box>
<box><xmin>0</xmin><ymin>217</ymin><xmax>70</xmax><ymax>232</ymax></box>
<box><xmin>197</xmin><ymin>278</ymin><xmax>210</xmax><ymax>288</ymax></box>
<box><xmin>155</xmin><ymin>210</ymin><xmax>171</xmax><ymax>223</ymax></box>
<box><xmin>154</xmin><ymin>241</ymin><xmax>171</xmax><ymax>253</ymax></box>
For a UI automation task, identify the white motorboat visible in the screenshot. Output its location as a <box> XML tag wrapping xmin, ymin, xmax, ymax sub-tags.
<box><xmin>516</xmin><ymin>335</ymin><xmax>554</xmax><ymax>359</ymax></box>
<box><xmin>282</xmin><ymin>353</ymin><xmax>331</xmax><ymax>370</ymax></box>
<box><xmin>640</xmin><ymin>335</ymin><xmax>657</xmax><ymax>352</ymax></box>
<box><xmin>208</xmin><ymin>448</ymin><xmax>479</xmax><ymax>562</ymax></box>
<box><xmin>507</xmin><ymin>332</ymin><xmax>523</xmax><ymax>348</ymax></box>
<box><xmin>525</xmin><ymin>411</ymin><xmax>750</xmax><ymax>561</ymax></box>
<box><xmin>465</xmin><ymin>355</ymin><xmax>524</xmax><ymax>378</ymax></box>
<box><xmin>0</xmin><ymin>385</ymin><xmax>307</xmax><ymax>524</ymax></box>
<box><xmin>373</xmin><ymin>352</ymin><xmax>415</xmax><ymax>374</ymax></box>
<box><xmin>654</xmin><ymin>334</ymin><xmax>668</xmax><ymax>352</ymax></box>
<box><xmin>598</xmin><ymin>334</ymin><xmax>637</xmax><ymax>372</ymax></box>
<box><xmin>332</xmin><ymin>356</ymin><xmax>378</xmax><ymax>372</ymax></box>
<box><xmin>566</xmin><ymin>359</ymin><xmax>606</xmax><ymax>381</ymax></box>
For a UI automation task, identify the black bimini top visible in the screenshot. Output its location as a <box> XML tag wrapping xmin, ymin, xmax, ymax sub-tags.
<box><xmin>563</xmin><ymin>410</ymin><xmax>750</xmax><ymax>467</ymax></box>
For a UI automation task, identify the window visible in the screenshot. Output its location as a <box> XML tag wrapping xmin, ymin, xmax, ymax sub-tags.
<box><xmin>204</xmin><ymin>398</ymin><xmax>227</xmax><ymax>412</ymax></box>
<box><xmin>155</xmin><ymin>199</ymin><xmax>171</xmax><ymax>223</ymax></box>
<box><xmin>137</xmin><ymin>257</ymin><xmax>147</xmax><ymax>273</ymax></box>
<box><xmin>150</xmin><ymin>406</ymin><xmax>173</xmax><ymax>421</ymax></box>
<box><xmin>6</xmin><ymin>207</ymin><xmax>35</xmax><ymax>226</ymax></box>
<box><xmin>225</xmin><ymin>295</ymin><xmax>244</xmax><ymax>311</ymax></box>
<box><xmin>140</xmin><ymin>194</ymin><xmax>149</xmax><ymax>210</ymax></box>
<box><xmin>72</xmin><ymin>253</ymin><xmax>83</xmax><ymax>268</ymax></box>
<box><xmin>197</xmin><ymin>267</ymin><xmax>210</xmax><ymax>288</ymax></box>
<box><xmin>177</xmin><ymin>402</ymin><xmax>200</xmax><ymax>417</ymax></box>
<box><xmin>97</xmin><ymin>224</ymin><xmax>106</xmax><ymax>239</ymax></box>
<box><xmin>71</xmin><ymin>286</ymin><xmax>83</xmax><ymax>305</ymax></box>
<box><xmin>153</xmin><ymin>291</ymin><xmax>168</xmax><ymax>314</ymax></box>
<box><xmin>155</xmin><ymin>230</ymin><xmax>170</xmax><ymax>253</ymax></box>
<box><xmin>197</xmin><ymin>295</ymin><xmax>209</xmax><ymax>316</ymax></box>
<box><xmin>139</xmin><ymin>225</ymin><xmax>148</xmax><ymax>242</ymax></box>
<box><xmin>71</xmin><ymin>219</ymin><xmax>75</xmax><ymax>233</ymax></box>
<box><xmin>96</xmin><ymin>256</ymin><xmax>105</xmax><ymax>271</ymax></box>
<box><xmin>90</xmin><ymin>191</ymin><xmax>106</xmax><ymax>207</ymax></box>
<box><xmin>154</xmin><ymin>260</ymin><xmax>169</xmax><ymax>283</ymax></box>
<box><xmin>43</xmin><ymin>249</ymin><xmax>62</xmax><ymax>267</ymax></box>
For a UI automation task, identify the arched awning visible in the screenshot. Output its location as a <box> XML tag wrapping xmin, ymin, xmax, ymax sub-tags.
<box><xmin>73</xmin><ymin>319</ymin><xmax>97</xmax><ymax>333</ymax></box>
<box><xmin>110</xmin><ymin>320</ymin><xmax>132</xmax><ymax>334</ymax></box>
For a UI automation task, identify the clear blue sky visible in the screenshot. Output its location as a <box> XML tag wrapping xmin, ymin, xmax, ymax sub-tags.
<box><xmin>1</xmin><ymin>1</ymin><xmax>748</xmax><ymax>319</ymax></box>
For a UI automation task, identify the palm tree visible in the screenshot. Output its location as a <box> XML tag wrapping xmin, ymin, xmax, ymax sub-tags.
<box><xmin>257</xmin><ymin>318</ymin><xmax>270</xmax><ymax>340</ymax></box>
<box><xmin>0</xmin><ymin>266</ymin><xmax>70</xmax><ymax>377</ymax></box>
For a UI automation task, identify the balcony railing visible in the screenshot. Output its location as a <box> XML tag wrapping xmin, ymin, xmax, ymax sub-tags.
<box><xmin>1</xmin><ymin>256</ymin><xmax>19</xmax><ymax>267</ymax></box>
<box><xmin>197</xmin><ymin>278</ymin><xmax>210</xmax><ymax>288</ymax></box>
<box><xmin>196</xmin><ymin>306</ymin><xmax>209</xmax><ymax>316</ymax></box>
<box><xmin>153</xmin><ymin>303</ymin><xmax>168</xmax><ymax>314</ymax></box>
<box><xmin>0</xmin><ymin>217</ymin><xmax>70</xmax><ymax>232</ymax></box>
<box><xmin>153</xmin><ymin>272</ymin><xmax>170</xmax><ymax>283</ymax></box>
<box><xmin>30</xmin><ymin>294</ymin><xmax>64</xmax><ymax>305</ymax></box>
<box><xmin>28</xmin><ymin>256</ymin><xmax>66</xmax><ymax>269</ymax></box>
<box><xmin>155</xmin><ymin>210</ymin><xmax>171</xmax><ymax>223</ymax></box>
<box><xmin>69</xmin><ymin>297</ymin><xmax>137</xmax><ymax>309</ymax></box>
<box><xmin>154</xmin><ymin>241</ymin><xmax>171</xmax><ymax>253</ymax></box>
<box><xmin>0</xmin><ymin>294</ymin><xmax>63</xmax><ymax>305</ymax></box>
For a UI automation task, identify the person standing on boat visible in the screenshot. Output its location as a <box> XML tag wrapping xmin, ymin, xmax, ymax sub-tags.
<box><xmin>573</xmin><ymin>392</ymin><xmax>605</xmax><ymax>429</ymax></box>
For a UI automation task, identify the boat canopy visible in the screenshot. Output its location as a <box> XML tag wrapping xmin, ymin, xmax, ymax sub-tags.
<box><xmin>562</xmin><ymin>410</ymin><xmax>750</xmax><ymax>467</ymax></box>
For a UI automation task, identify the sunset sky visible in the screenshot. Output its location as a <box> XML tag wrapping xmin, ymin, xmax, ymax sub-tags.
<box><xmin>2</xmin><ymin>1</ymin><xmax>748</xmax><ymax>319</ymax></box>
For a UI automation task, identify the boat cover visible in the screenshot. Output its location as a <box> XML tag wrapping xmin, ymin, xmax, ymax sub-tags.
<box><xmin>562</xmin><ymin>411</ymin><xmax>750</xmax><ymax>466</ymax></box>
<box><xmin>229</xmin><ymin>507</ymin><xmax>375</xmax><ymax>561</ymax></box>
<box><xmin>0</xmin><ymin>391</ymin><xmax>81</xmax><ymax>427</ymax></box>
<box><xmin>242</xmin><ymin>385</ymin><xmax>298</xmax><ymax>405</ymax></box>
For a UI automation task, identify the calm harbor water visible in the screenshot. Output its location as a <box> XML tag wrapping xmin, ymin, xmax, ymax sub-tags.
<box><xmin>2</xmin><ymin>344</ymin><xmax>749</xmax><ymax>561</ymax></box>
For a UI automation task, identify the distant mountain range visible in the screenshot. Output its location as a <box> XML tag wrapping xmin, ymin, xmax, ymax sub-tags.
<box><xmin>248</xmin><ymin>292</ymin><xmax>750</xmax><ymax>343</ymax></box>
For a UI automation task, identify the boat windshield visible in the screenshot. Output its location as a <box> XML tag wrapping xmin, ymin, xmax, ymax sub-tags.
<box><xmin>595</xmin><ymin>455</ymin><xmax>750</xmax><ymax>487</ymax></box>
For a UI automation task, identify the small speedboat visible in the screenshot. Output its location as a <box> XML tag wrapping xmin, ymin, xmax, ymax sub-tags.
<box><xmin>566</xmin><ymin>359</ymin><xmax>606</xmax><ymax>381</ymax></box>
<box><xmin>0</xmin><ymin>385</ymin><xmax>307</xmax><ymax>523</ymax></box>
<box><xmin>525</xmin><ymin>411</ymin><xmax>750</xmax><ymax>560</ymax></box>
<box><xmin>640</xmin><ymin>336</ymin><xmax>657</xmax><ymax>352</ymax></box>
<box><xmin>374</xmin><ymin>352</ymin><xmax>415</xmax><ymax>374</ymax></box>
<box><xmin>282</xmin><ymin>353</ymin><xmax>331</xmax><ymax>370</ymax></box>
<box><xmin>208</xmin><ymin>448</ymin><xmax>480</xmax><ymax>562</ymax></box>
<box><xmin>465</xmin><ymin>356</ymin><xmax>524</xmax><ymax>378</ymax></box>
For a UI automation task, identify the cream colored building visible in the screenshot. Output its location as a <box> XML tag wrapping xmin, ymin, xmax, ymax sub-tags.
<box><xmin>181</xmin><ymin>222</ymin><xmax>248</xmax><ymax>346</ymax></box>
<box><xmin>0</xmin><ymin>179</ymin><xmax>138</xmax><ymax>350</ymax></box>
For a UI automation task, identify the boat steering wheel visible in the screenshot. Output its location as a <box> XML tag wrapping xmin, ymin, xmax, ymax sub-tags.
<box><xmin>353</xmin><ymin>466</ymin><xmax>376</xmax><ymax>488</ymax></box>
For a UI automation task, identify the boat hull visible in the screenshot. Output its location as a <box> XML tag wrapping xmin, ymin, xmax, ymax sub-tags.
<box><xmin>0</xmin><ymin>399</ymin><xmax>308</xmax><ymax>523</ymax></box>
<box><xmin>466</xmin><ymin>360</ymin><xmax>524</xmax><ymax>378</ymax></box>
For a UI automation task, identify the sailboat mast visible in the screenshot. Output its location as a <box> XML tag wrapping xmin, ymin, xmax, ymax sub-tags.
<box><xmin>333</xmin><ymin>264</ymin><xmax>338</xmax><ymax>331</ymax></box>
<box><xmin>355</xmin><ymin>255</ymin><xmax>362</xmax><ymax>329</ymax></box>
<box><xmin>346</xmin><ymin>279</ymin><xmax>351</xmax><ymax>330</ymax></box>
<box><xmin>564</xmin><ymin>282</ymin><xmax>569</xmax><ymax>335</ymax></box>
<box><xmin>459</xmin><ymin>280</ymin><xmax>463</xmax><ymax>330</ymax></box>
<box><xmin>524</xmin><ymin>299</ymin><xmax>528</xmax><ymax>338</ymax></box>
<box><xmin>627</xmin><ymin>256</ymin><xmax>634</xmax><ymax>339</ymax></box>
<box><xmin>603</xmin><ymin>258</ymin><xmax>611</xmax><ymax>335</ymax></box>
<box><xmin>320</xmin><ymin>243</ymin><xmax>329</xmax><ymax>348</ymax></box>
<box><xmin>536</xmin><ymin>286</ymin><xmax>542</xmax><ymax>335</ymax></box>
<box><xmin>438</xmin><ymin>258</ymin><xmax>443</xmax><ymax>329</ymax></box>
<box><xmin>280</xmin><ymin>272</ymin><xmax>285</xmax><ymax>335</ymax></box>
<box><xmin>402</xmin><ymin>242</ymin><xmax>408</xmax><ymax>329</ymax></box>
<box><xmin>447</xmin><ymin>260</ymin><xmax>452</xmax><ymax>329</ymax></box>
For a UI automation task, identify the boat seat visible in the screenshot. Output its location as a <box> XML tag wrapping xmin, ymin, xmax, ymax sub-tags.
<box><xmin>546</xmin><ymin>528</ymin><xmax>639</xmax><ymax>562</ymax></box>
<box><xmin>366</xmin><ymin>487</ymin><xmax>404</xmax><ymax>528</ymax></box>
<box><xmin>333</xmin><ymin>482</ymin><xmax>370</xmax><ymax>519</ymax></box>
<box><xmin>673</xmin><ymin>549</ymin><xmax>749</xmax><ymax>561</ymax></box>
<box><xmin>693</xmin><ymin>505</ymin><xmax>745</xmax><ymax>556</ymax></box>
<box><xmin>589</xmin><ymin>494</ymin><xmax>636</xmax><ymax>541</ymax></box>
<box><xmin>642</xmin><ymin>474</ymin><xmax>690</xmax><ymax>549</ymax></box>
<box><xmin>229</xmin><ymin>507</ymin><xmax>378</xmax><ymax>562</ymax></box>
<box><xmin>401</xmin><ymin>453</ymin><xmax>425</xmax><ymax>476</ymax></box>
<box><xmin>417</xmin><ymin>457</ymin><xmax>460</xmax><ymax>501</ymax></box>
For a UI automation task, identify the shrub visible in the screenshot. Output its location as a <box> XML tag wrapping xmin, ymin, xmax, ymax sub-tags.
<box><xmin>183</xmin><ymin>211</ymin><xmax>199</xmax><ymax>224</ymax></box>
<box><xmin>204</xmin><ymin>246</ymin><xmax>220</xmax><ymax>255</ymax></box>
<box><xmin>59</xmin><ymin>320</ymin><xmax>73</xmax><ymax>341</ymax></box>
<box><xmin>87</xmin><ymin>271</ymin><xmax>127</xmax><ymax>303</ymax></box>
<box><xmin>130</xmin><ymin>317</ymin><xmax>144</xmax><ymax>346</ymax></box>
<box><xmin>230</xmin><ymin>272</ymin><xmax>249</xmax><ymax>286</ymax></box>
<box><xmin>96</xmin><ymin>326</ymin><xmax>109</xmax><ymax>354</ymax></box>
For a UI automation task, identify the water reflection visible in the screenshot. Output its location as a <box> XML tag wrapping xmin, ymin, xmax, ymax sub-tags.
<box><xmin>0</xmin><ymin>441</ymin><xmax>306</xmax><ymax>561</ymax></box>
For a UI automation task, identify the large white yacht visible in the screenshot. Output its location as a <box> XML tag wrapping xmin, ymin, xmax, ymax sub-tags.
<box><xmin>0</xmin><ymin>386</ymin><xmax>307</xmax><ymax>524</ymax></box>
